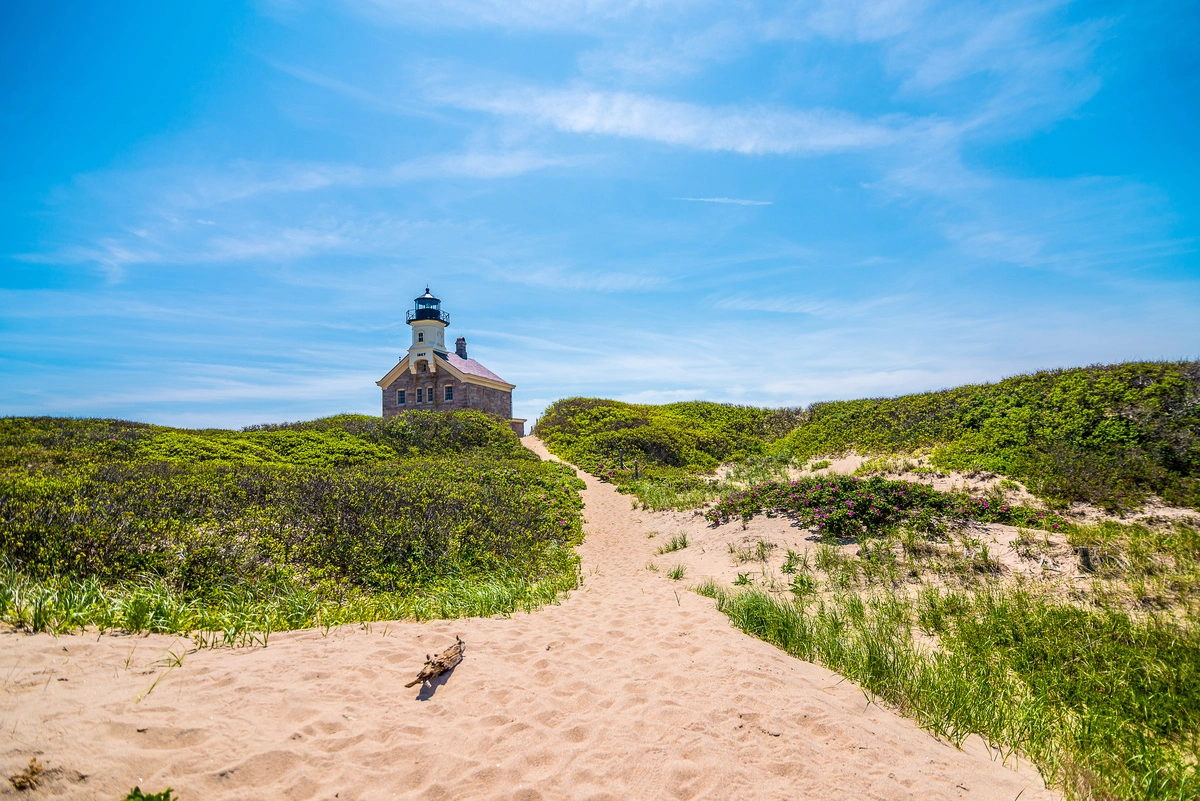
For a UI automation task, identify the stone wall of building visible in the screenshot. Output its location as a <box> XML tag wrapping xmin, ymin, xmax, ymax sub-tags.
<box><xmin>381</xmin><ymin>369</ymin><xmax>512</xmax><ymax>421</ymax></box>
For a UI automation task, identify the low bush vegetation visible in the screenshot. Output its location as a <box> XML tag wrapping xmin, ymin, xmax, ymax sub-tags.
<box><xmin>0</xmin><ymin>412</ymin><xmax>585</xmax><ymax>638</ymax></box>
<box><xmin>535</xmin><ymin>361</ymin><xmax>1200</xmax><ymax>513</ymax></box>
<box><xmin>535</xmin><ymin>398</ymin><xmax>772</xmax><ymax>470</ymax></box>
<box><xmin>534</xmin><ymin>399</ymin><xmax>770</xmax><ymax>508</ymax></box>
<box><xmin>705</xmin><ymin>475</ymin><xmax>1067</xmax><ymax>536</ymax></box>
<box><xmin>775</xmin><ymin>361</ymin><xmax>1200</xmax><ymax>512</ymax></box>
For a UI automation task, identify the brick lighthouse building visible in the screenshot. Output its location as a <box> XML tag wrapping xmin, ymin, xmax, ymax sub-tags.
<box><xmin>376</xmin><ymin>288</ymin><xmax>525</xmax><ymax>436</ymax></box>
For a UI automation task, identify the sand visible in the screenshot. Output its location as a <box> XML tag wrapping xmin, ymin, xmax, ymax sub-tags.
<box><xmin>0</xmin><ymin>438</ymin><xmax>1056</xmax><ymax>800</ymax></box>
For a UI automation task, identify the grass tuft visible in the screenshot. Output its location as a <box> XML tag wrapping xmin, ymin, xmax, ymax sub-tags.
<box><xmin>656</xmin><ymin>533</ymin><xmax>688</xmax><ymax>554</ymax></box>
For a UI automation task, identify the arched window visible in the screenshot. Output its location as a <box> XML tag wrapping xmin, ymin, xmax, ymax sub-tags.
<box><xmin>418</xmin><ymin>332</ymin><xmax>424</xmax><ymax>342</ymax></box>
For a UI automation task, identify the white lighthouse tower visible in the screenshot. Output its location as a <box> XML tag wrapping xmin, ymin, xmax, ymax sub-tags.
<box><xmin>406</xmin><ymin>286</ymin><xmax>449</xmax><ymax>373</ymax></box>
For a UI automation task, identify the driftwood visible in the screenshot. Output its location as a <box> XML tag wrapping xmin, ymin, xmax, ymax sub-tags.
<box><xmin>405</xmin><ymin>636</ymin><xmax>465</xmax><ymax>688</ymax></box>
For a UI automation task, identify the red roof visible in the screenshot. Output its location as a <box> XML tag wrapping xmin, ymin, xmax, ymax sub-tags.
<box><xmin>439</xmin><ymin>351</ymin><xmax>508</xmax><ymax>384</ymax></box>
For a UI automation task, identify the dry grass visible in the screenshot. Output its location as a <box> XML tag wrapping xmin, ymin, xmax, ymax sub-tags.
<box><xmin>9</xmin><ymin>757</ymin><xmax>43</xmax><ymax>791</ymax></box>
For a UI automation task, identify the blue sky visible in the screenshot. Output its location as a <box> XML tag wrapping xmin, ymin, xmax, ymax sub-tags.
<box><xmin>2</xmin><ymin>0</ymin><xmax>1198</xmax><ymax>428</ymax></box>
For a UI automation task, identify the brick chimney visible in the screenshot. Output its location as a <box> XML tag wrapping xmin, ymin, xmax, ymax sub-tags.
<box><xmin>455</xmin><ymin>337</ymin><xmax>468</xmax><ymax>358</ymax></box>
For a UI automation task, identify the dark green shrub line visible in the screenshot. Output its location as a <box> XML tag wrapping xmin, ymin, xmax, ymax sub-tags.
<box><xmin>1</xmin><ymin>456</ymin><xmax>583</xmax><ymax>592</ymax></box>
<box><xmin>0</xmin><ymin>412</ymin><xmax>587</xmax><ymax>635</ymax></box>
<box><xmin>704</xmin><ymin>475</ymin><xmax>1067</xmax><ymax>536</ymax></box>
<box><xmin>697</xmin><ymin>583</ymin><xmax>1200</xmax><ymax>801</ymax></box>
<box><xmin>535</xmin><ymin>398</ymin><xmax>771</xmax><ymax>473</ymax></box>
<box><xmin>535</xmin><ymin>362</ymin><xmax>1200</xmax><ymax>512</ymax></box>
<box><xmin>774</xmin><ymin>361</ymin><xmax>1200</xmax><ymax>512</ymax></box>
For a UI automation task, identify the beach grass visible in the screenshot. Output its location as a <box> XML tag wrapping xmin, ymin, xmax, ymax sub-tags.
<box><xmin>0</xmin><ymin>561</ymin><xmax>582</xmax><ymax>645</ymax></box>
<box><xmin>624</xmin><ymin>477</ymin><xmax>726</xmax><ymax>511</ymax></box>
<box><xmin>656</xmin><ymin>533</ymin><xmax>688</xmax><ymax>554</ymax></box>
<box><xmin>696</xmin><ymin>581</ymin><xmax>1200</xmax><ymax>801</ymax></box>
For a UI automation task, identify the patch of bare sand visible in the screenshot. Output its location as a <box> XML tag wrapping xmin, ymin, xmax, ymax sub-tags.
<box><xmin>0</xmin><ymin>438</ymin><xmax>1055</xmax><ymax>800</ymax></box>
<box><xmin>646</xmin><ymin>511</ymin><xmax>1078</xmax><ymax>592</ymax></box>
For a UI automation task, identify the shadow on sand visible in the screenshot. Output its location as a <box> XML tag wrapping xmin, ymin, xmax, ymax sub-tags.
<box><xmin>415</xmin><ymin>663</ymin><xmax>459</xmax><ymax>701</ymax></box>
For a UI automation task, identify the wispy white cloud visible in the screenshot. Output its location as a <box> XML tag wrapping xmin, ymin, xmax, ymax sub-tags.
<box><xmin>675</xmin><ymin>196</ymin><xmax>771</xmax><ymax>205</ymax></box>
<box><xmin>800</xmin><ymin>0</ymin><xmax>930</xmax><ymax>44</ymax></box>
<box><xmin>876</xmin><ymin>156</ymin><xmax>1194</xmax><ymax>277</ymax></box>
<box><xmin>347</xmin><ymin>0</ymin><xmax>705</xmax><ymax>33</ymax></box>
<box><xmin>149</xmin><ymin>151</ymin><xmax>576</xmax><ymax>209</ymax></box>
<box><xmin>484</xmin><ymin>263</ymin><xmax>668</xmax><ymax>292</ymax></box>
<box><xmin>577</xmin><ymin>18</ymin><xmax>750</xmax><ymax>80</ymax></box>
<box><xmin>395</xmin><ymin>151</ymin><xmax>584</xmax><ymax>180</ymax></box>
<box><xmin>272</xmin><ymin>61</ymin><xmax>446</xmax><ymax>120</ymax></box>
<box><xmin>792</xmin><ymin>0</ymin><xmax>1110</xmax><ymax>137</ymax></box>
<box><xmin>715</xmin><ymin>292</ymin><xmax>907</xmax><ymax>318</ymax></box>
<box><xmin>14</xmin><ymin>147</ymin><xmax>583</xmax><ymax>274</ymax></box>
<box><xmin>18</xmin><ymin>216</ymin><xmax>437</xmax><ymax>271</ymax></box>
<box><xmin>435</xmin><ymin>84</ymin><xmax>912</xmax><ymax>154</ymax></box>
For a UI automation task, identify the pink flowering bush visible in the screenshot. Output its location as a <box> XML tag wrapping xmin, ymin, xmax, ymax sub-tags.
<box><xmin>704</xmin><ymin>476</ymin><xmax>1066</xmax><ymax>538</ymax></box>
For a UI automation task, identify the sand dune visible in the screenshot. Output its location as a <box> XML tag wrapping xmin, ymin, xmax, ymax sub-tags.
<box><xmin>0</xmin><ymin>438</ymin><xmax>1055</xmax><ymax>800</ymax></box>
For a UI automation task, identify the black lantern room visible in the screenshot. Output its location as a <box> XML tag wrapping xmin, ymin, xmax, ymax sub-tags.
<box><xmin>407</xmin><ymin>287</ymin><xmax>450</xmax><ymax>324</ymax></box>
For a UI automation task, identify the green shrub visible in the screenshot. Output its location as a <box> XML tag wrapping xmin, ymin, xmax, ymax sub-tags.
<box><xmin>0</xmin><ymin>412</ymin><xmax>586</xmax><ymax>634</ymax></box>
<box><xmin>774</xmin><ymin>361</ymin><xmax>1200</xmax><ymax>511</ymax></box>
<box><xmin>704</xmin><ymin>475</ymin><xmax>1066</xmax><ymax>536</ymax></box>
<box><xmin>123</xmin><ymin>787</ymin><xmax>176</xmax><ymax>801</ymax></box>
<box><xmin>535</xmin><ymin>398</ymin><xmax>770</xmax><ymax>475</ymax></box>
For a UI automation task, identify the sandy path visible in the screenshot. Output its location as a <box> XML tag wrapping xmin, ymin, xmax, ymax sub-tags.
<box><xmin>0</xmin><ymin>439</ymin><xmax>1055</xmax><ymax>800</ymax></box>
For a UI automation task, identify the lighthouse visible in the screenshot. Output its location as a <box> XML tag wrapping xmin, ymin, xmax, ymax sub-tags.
<box><xmin>376</xmin><ymin>288</ymin><xmax>525</xmax><ymax>436</ymax></box>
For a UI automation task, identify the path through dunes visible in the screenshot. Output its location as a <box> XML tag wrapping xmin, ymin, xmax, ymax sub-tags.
<box><xmin>0</xmin><ymin>438</ymin><xmax>1055</xmax><ymax>800</ymax></box>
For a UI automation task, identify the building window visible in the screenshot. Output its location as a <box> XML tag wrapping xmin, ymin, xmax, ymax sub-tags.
<box><xmin>416</xmin><ymin>388</ymin><xmax>424</xmax><ymax>404</ymax></box>
<box><xmin>397</xmin><ymin>389</ymin><xmax>406</xmax><ymax>405</ymax></box>
<box><xmin>418</xmin><ymin>332</ymin><xmax>424</xmax><ymax>342</ymax></box>
<box><xmin>419</xmin><ymin>362</ymin><xmax>428</xmax><ymax>372</ymax></box>
<box><xmin>444</xmin><ymin>385</ymin><xmax>453</xmax><ymax>402</ymax></box>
